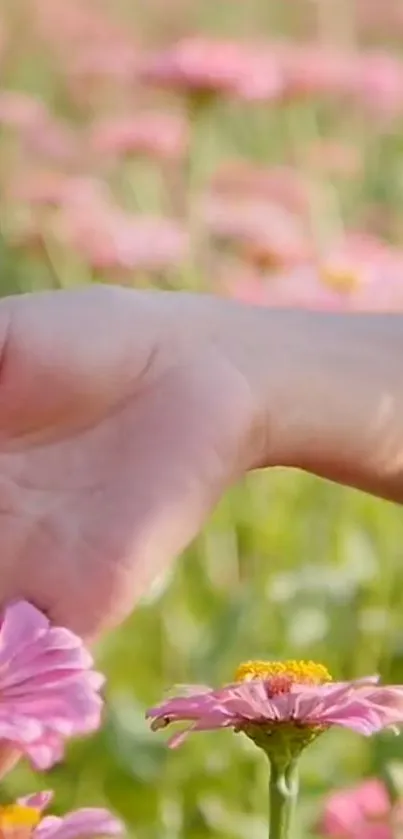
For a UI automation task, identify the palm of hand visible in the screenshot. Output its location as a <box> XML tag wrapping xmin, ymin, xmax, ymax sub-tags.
<box><xmin>0</xmin><ymin>287</ymin><xmax>255</xmax><ymax>636</ymax></box>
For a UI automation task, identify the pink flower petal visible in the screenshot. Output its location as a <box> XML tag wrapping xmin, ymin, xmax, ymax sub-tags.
<box><xmin>24</xmin><ymin>733</ymin><xmax>64</xmax><ymax>770</ymax></box>
<box><xmin>19</xmin><ymin>792</ymin><xmax>54</xmax><ymax>811</ymax></box>
<box><xmin>319</xmin><ymin>779</ymin><xmax>393</xmax><ymax>837</ymax></box>
<box><xmin>0</xmin><ymin>602</ymin><xmax>49</xmax><ymax>666</ymax></box>
<box><xmin>148</xmin><ymin>672</ymin><xmax>403</xmax><ymax>746</ymax></box>
<box><xmin>0</xmin><ymin>601</ymin><xmax>104</xmax><ymax>773</ymax></box>
<box><xmin>35</xmin><ymin>810</ymin><xmax>123</xmax><ymax>839</ymax></box>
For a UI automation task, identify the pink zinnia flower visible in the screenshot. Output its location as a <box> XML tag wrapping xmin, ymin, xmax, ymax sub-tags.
<box><xmin>54</xmin><ymin>207</ymin><xmax>189</xmax><ymax>275</ymax></box>
<box><xmin>139</xmin><ymin>37</ymin><xmax>285</xmax><ymax>101</ymax></box>
<box><xmin>318</xmin><ymin>778</ymin><xmax>403</xmax><ymax>838</ymax></box>
<box><xmin>147</xmin><ymin>660</ymin><xmax>403</xmax><ymax>754</ymax></box>
<box><xmin>25</xmin><ymin>118</ymin><xmax>77</xmax><ymax>164</ymax></box>
<box><xmin>67</xmin><ymin>44</ymin><xmax>139</xmax><ymax>87</ymax></box>
<box><xmin>88</xmin><ymin>112</ymin><xmax>188</xmax><ymax>161</ymax></box>
<box><xmin>0</xmin><ymin>600</ymin><xmax>104</xmax><ymax>774</ymax></box>
<box><xmin>6</xmin><ymin>171</ymin><xmax>109</xmax><ymax>210</ymax></box>
<box><xmin>351</xmin><ymin>52</ymin><xmax>403</xmax><ymax>120</ymax></box>
<box><xmin>224</xmin><ymin>233</ymin><xmax>403</xmax><ymax>313</ymax></box>
<box><xmin>317</xmin><ymin>234</ymin><xmax>403</xmax><ymax>312</ymax></box>
<box><xmin>0</xmin><ymin>790</ymin><xmax>123</xmax><ymax>839</ymax></box>
<box><xmin>221</xmin><ymin>265</ymin><xmax>348</xmax><ymax>311</ymax></box>
<box><xmin>282</xmin><ymin>44</ymin><xmax>358</xmax><ymax>100</ymax></box>
<box><xmin>211</xmin><ymin>161</ymin><xmax>311</xmax><ymax>216</ymax></box>
<box><xmin>0</xmin><ymin>92</ymin><xmax>76</xmax><ymax>163</ymax></box>
<box><xmin>0</xmin><ymin>92</ymin><xmax>47</xmax><ymax>131</ymax></box>
<box><xmin>203</xmin><ymin>195</ymin><xmax>311</xmax><ymax>270</ymax></box>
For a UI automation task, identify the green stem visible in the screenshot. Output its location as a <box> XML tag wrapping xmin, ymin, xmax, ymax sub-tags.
<box><xmin>180</xmin><ymin>93</ymin><xmax>215</xmax><ymax>291</ymax></box>
<box><xmin>268</xmin><ymin>759</ymin><xmax>299</xmax><ymax>839</ymax></box>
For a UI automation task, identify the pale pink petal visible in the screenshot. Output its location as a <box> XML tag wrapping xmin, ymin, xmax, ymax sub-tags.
<box><xmin>0</xmin><ymin>713</ymin><xmax>43</xmax><ymax>741</ymax></box>
<box><xmin>319</xmin><ymin>779</ymin><xmax>392</xmax><ymax>837</ymax></box>
<box><xmin>168</xmin><ymin>715</ymin><xmax>235</xmax><ymax>748</ymax></box>
<box><xmin>35</xmin><ymin>810</ymin><xmax>123</xmax><ymax>839</ymax></box>
<box><xmin>321</xmin><ymin>702</ymin><xmax>385</xmax><ymax>734</ymax></box>
<box><xmin>0</xmin><ymin>602</ymin><xmax>49</xmax><ymax>666</ymax></box>
<box><xmin>35</xmin><ymin>819</ymin><xmax>62</xmax><ymax>836</ymax></box>
<box><xmin>220</xmin><ymin>682</ymin><xmax>276</xmax><ymax>720</ymax></box>
<box><xmin>19</xmin><ymin>792</ymin><xmax>54</xmax><ymax>811</ymax></box>
<box><xmin>167</xmin><ymin>729</ymin><xmax>193</xmax><ymax>749</ymax></box>
<box><xmin>25</xmin><ymin>733</ymin><xmax>64</xmax><ymax>770</ymax></box>
<box><xmin>0</xmin><ymin>601</ymin><xmax>104</xmax><ymax>772</ymax></box>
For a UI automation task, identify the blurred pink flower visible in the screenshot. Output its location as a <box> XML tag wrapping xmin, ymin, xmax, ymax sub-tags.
<box><xmin>31</xmin><ymin>0</ymin><xmax>139</xmax><ymax>105</ymax></box>
<box><xmin>25</xmin><ymin>119</ymin><xmax>78</xmax><ymax>164</ymax></box>
<box><xmin>0</xmin><ymin>600</ymin><xmax>103</xmax><ymax>775</ymax></box>
<box><xmin>88</xmin><ymin>112</ymin><xmax>188</xmax><ymax>161</ymax></box>
<box><xmin>32</xmin><ymin>0</ymin><xmax>137</xmax><ymax>63</ymax></box>
<box><xmin>225</xmin><ymin>233</ymin><xmax>403</xmax><ymax>312</ymax></box>
<box><xmin>0</xmin><ymin>92</ymin><xmax>47</xmax><ymax>131</ymax></box>
<box><xmin>351</xmin><ymin>52</ymin><xmax>403</xmax><ymax>119</ymax></box>
<box><xmin>211</xmin><ymin>161</ymin><xmax>311</xmax><ymax>215</ymax></box>
<box><xmin>319</xmin><ymin>234</ymin><xmax>403</xmax><ymax>311</ymax></box>
<box><xmin>139</xmin><ymin>37</ymin><xmax>285</xmax><ymax>101</ymax></box>
<box><xmin>222</xmin><ymin>265</ymin><xmax>347</xmax><ymax>311</ymax></box>
<box><xmin>7</xmin><ymin>170</ymin><xmax>110</xmax><ymax>209</ymax></box>
<box><xmin>147</xmin><ymin>659</ymin><xmax>403</xmax><ymax>750</ymax></box>
<box><xmin>0</xmin><ymin>92</ymin><xmax>77</xmax><ymax>163</ymax></box>
<box><xmin>204</xmin><ymin>194</ymin><xmax>311</xmax><ymax>269</ymax></box>
<box><xmin>0</xmin><ymin>790</ymin><xmax>123</xmax><ymax>839</ymax></box>
<box><xmin>67</xmin><ymin>45</ymin><xmax>139</xmax><ymax>86</ymax></box>
<box><xmin>318</xmin><ymin>778</ymin><xmax>403</xmax><ymax>838</ymax></box>
<box><xmin>282</xmin><ymin>44</ymin><xmax>358</xmax><ymax>99</ymax></box>
<box><xmin>55</xmin><ymin>207</ymin><xmax>189</xmax><ymax>274</ymax></box>
<box><xmin>282</xmin><ymin>44</ymin><xmax>403</xmax><ymax>117</ymax></box>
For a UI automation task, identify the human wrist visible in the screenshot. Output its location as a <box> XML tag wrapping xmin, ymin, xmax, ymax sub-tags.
<box><xmin>218</xmin><ymin>303</ymin><xmax>316</xmax><ymax>471</ymax></box>
<box><xmin>230</xmin><ymin>303</ymin><xmax>403</xmax><ymax>502</ymax></box>
<box><xmin>160</xmin><ymin>289</ymin><xmax>403</xmax><ymax>501</ymax></box>
<box><xmin>196</xmin><ymin>298</ymin><xmax>309</xmax><ymax>472</ymax></box>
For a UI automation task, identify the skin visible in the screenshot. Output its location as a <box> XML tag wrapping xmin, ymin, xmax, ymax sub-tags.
<box><xmin>0</xmin><ymin>285</ymin><xmax>402</xmax><ymax>637</ymax></box>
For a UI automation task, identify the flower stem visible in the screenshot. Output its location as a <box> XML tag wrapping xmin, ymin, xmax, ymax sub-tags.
<box><xmin>268</xmin><ymin>759</ymin><xmax>299</xmax><ymax>839</ymax></box>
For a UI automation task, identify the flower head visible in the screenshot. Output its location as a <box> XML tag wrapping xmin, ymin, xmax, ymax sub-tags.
<box><xmin>0</xmin><ymin>791</ymin><xmax>123</xmax><ymax>839</ymax></box>
<box><xmin>282</xmin><ymin>45</ymin><xmax>358</xmax><ymax>100</ymax></box>
<box><xmin>88</xmin><ymin>112</ymin><xmax>188</xmax><ymax>162</ymax></box>
<box><xmin>211</xmin><ymin>161</ymin><xmax>311</xmax><ymax>215</ymax></box>
<box><xmin>0</xmin><ymin>92</ymin><xmax>47</xmax><ymax>131</ymax></box>
<box><xmin>139</xmin><ymin>37</ymin><xmax>285</xmax><ymax>102</ymax></box>
<box><xmin>0</xmin><ymin>600</ymin><xmax>104</xmax><ymax>774</ymax></box>
<box><xmin>225</xmin><ymin>264</ymin><xmax>351</xmax><ymax>311</ymax></box>
<box><xmin>203</xmin><ymin>195</ymin><xmax>310</xmax><ymax>270</ymax></box>
<box><xmin>147</xmin><ymin>659</ymin><xmax>403</xmax><ymax>759</ymax></box>
<box><xmin>54</xmin><ymin>208</ymin><xmax>189</xmax><ymax>275</ymax></box>
<box><xmin>318</xmin><ymin>778</ymin><xmax>403</xmax><ymax>838</ymax></box>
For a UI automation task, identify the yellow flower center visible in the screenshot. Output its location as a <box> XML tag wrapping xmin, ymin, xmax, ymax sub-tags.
<box><xmin>320</xmin><ymin>264</ymin><xmax>359</xmax><ymax>293</ymax></box>
<box><xmin>234</xmin><ymin>659</ymin><xmax>331</xmax><ymax>693</ymax></box>
<box><xmin>0</xmin><ymin>805</ymin><xmax>40</xmax><ymax>839</ymax></box>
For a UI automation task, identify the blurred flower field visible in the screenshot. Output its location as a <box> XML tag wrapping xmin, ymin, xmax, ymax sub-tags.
<box><xmin>3</xmin><ymin>0</ymin><xmax>403</xmax><ymax>836</ymax></box>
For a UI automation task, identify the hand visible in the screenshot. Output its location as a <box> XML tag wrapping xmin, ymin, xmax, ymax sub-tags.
<box><xmin>0</xmin><ymin>285</ymin><xmax>402</xmax><ymax>638</ymax></box>
<box><xmin>0</xmin><ymin>286</ymin><xmax>267</xmax><ymax>637</ymax></box>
